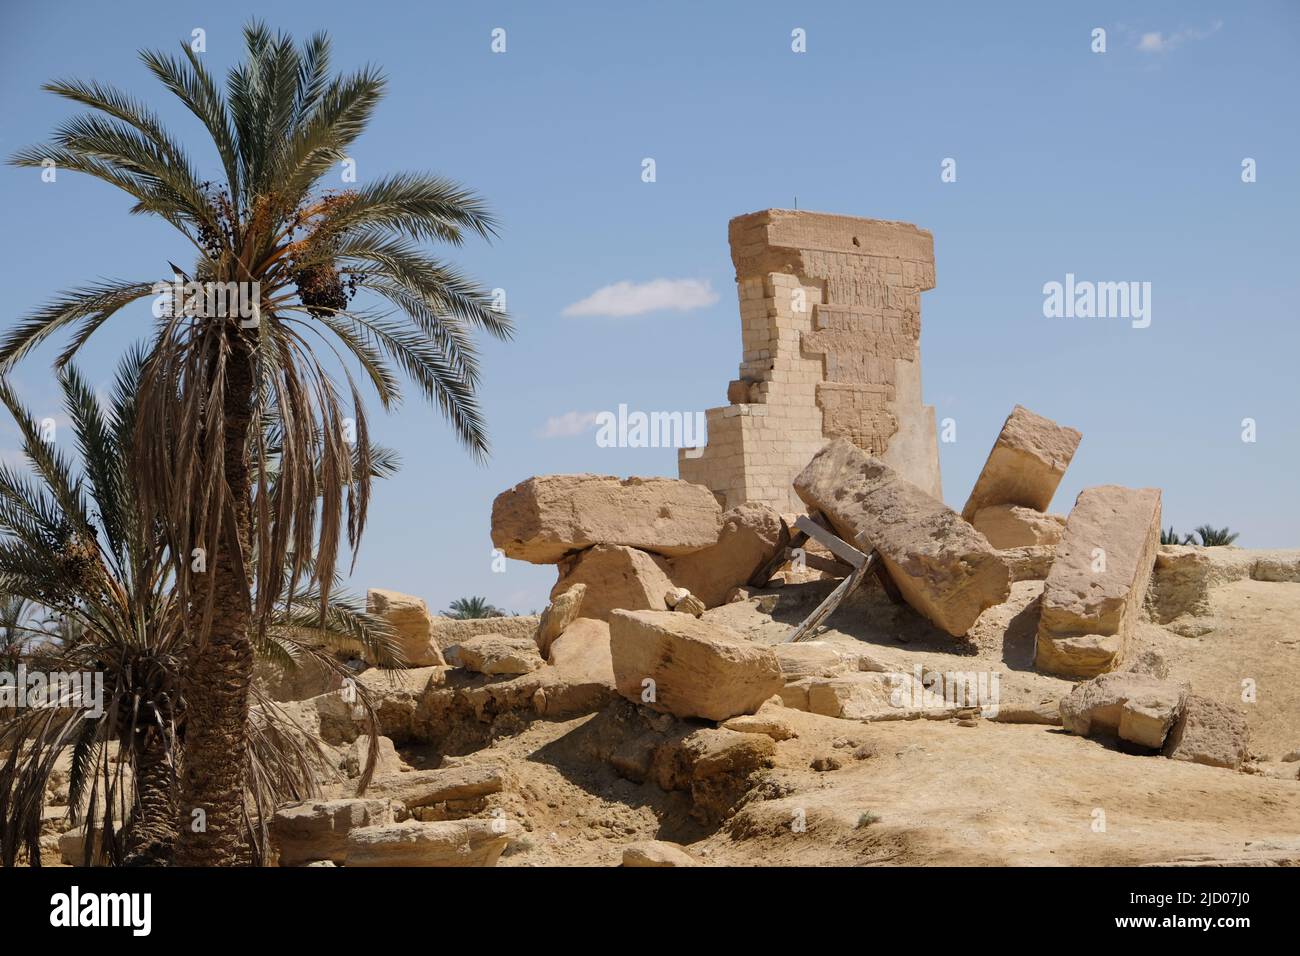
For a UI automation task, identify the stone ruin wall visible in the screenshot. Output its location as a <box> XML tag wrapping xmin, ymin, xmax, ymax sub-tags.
<box><xmin>679</xmin><ymin>209</ymin><xmax>942</xmax><ymax>512</ymax></box>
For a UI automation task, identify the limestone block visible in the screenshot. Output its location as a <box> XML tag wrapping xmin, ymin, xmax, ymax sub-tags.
<box><xmin>550</xmin><ymin>545</ymin><xmax>675</xmax><ymax>621</ymax></box>
<box><xmin>271</xmin><ymin>798</ymin><xmax>395</xmax><ymax>866</ymax></box>
<box><xmin>961</xmin><ymin>406</ymin><xmax>1081</xmax><ymax>521</ymax></box>
<box><xmin>1059</xmin><ymin>672</ymin><xmax>1187</xmax><ymax>749</ymax></box>
<box><xmin>491</xmin><ymin>474</ymin><xmax>722</xmax><ymax>563</ymax></box>
<box><xmin>609</xmin><ymin>610</ymin><xmax>784</xmax><ymax>722</ymax></box>
<box><xmin>366</xmin><ymin>589</ymin><xmax>445</xmax><ymax>667</ymax></box>
<box><xmin>345</xmin><ymin>819</ymin><xmax>518</xmax><ymax>867</ymax></box>
<box><xmin>1163</xmin><ymin>695</ymin><xmax>1250</xmax><ymax>770</ymax></box>
<box><xmin>1036</xmin><ymin>485</ymin><xmax>1161</xmax><ymax>677</ymax></box>
<box><xmin>972</xmin><ymin>504</ymin><xmax>1065</xmax><ymax>549</ymax></box>
<box><xmin>535</xmin><ymin>583</ymin><xmax>586</xmax><ymax>658</ymax></box>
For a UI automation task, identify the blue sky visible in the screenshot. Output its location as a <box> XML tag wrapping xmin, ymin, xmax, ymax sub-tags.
<box><xmin>1</xmin><ymin>1</ymin><xmax>1297</xmax><ymax>614</ymax></box>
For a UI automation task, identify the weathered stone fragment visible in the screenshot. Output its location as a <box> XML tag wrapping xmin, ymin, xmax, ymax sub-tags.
<box><xmin>1059</xmin><ymin>672</ymin><xmax>1186</xmax><ymax>749</ymax></box>
<box><xmin>972</xmin><ymin>504</ymin><xmax>1065</xmax><ymax>548</ymax></box>
<box><xmin>669</xmin><ymin>503</ymin><xmax>785</xmax><ymax>607</ymax></box>
<box><xmin>271</xmin><ymin>798</ymin><xmax>394</xmax><ymax>866</ymax></box>
<box><xmin>366</xmin><ymin>588</ymin><xmax>445</xmax><ymax>667</ymax></box>
<box><xmin>794</xmin><ymin>439</ymin><xmax>1010</xmax><ymax>636</ymax></box>
<box><xmin>345</xmin><ymin>819</ymin><xmax>518</xmax><ymax>867</ymax></box>
<box><xmin>1163</xmin><ymin>695</ymin><xmax>1250</xmax><ymax>770</ymax></box>
<box><xmin>961</xmin><ymin>405</ymin><xmax>1082</xmax><ymax>521</ymax></box>
<box><xmin>535</xmin><ymin>583</ymin><xmax>586</xmax><ymax>658</ymax></box>
<box><xmin>550</xmin><ymin>545</ymin><xmax>675</xmax><ymax>621</ymax></box>
<box><xmin>622</xmin><ymin>841</ymin><xmax>700</xmax><ymax>867</ymax></box>
<box><xmin>363</xmin><ymin>764</ymin><xmax>504</xmax><ymax>810</ymax></box>
<box><xmin>448</xmin><ymin>633</ymin><xmax>543</xmax><ymax>676</ymax></box>
<box><xmin>491</xmin><ymin>474</ymin><xmax>722</xmax><ymax>564</ymax></box>
<box><xmin>1036</xmin><ymin>485</ymin><xmax>1161</xmax><ymax>677</ymax></box>
<box><xmin>609</xmin><ymin>610</ymin><xmax>783</xmax><ymax>721</ymax></box>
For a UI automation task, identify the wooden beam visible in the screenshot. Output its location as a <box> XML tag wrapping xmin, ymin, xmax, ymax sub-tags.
<box><xmin>783</xmin><ymin>550</ymin><xmax>879</xmax><ymax>643</ymax></box>
<box><xmin>794</xmin><ymin>514</ymin><xmax>866</xmax><ymax>568</ymax></box>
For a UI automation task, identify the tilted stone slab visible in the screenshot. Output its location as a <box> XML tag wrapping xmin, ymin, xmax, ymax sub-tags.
<box><xmin>1036</xmin><ymin>485</ymin><xmax>1161</xmax><ymax>677</ymax></box>
<box><xmin>609</xmin><ymin>610</ymin><xmax>783</xmax><ymax>722</ymax></box>
<box><xmin>793</xmin><ymin>438</ymin><xmax>1010</xmax><ymax>636</ymax></box>
<box><xmin>961</xmin><ymin>405</ymin><xmax>1082</xmax><ymax>522</ymax></box>
<box><xmin>491</xmin><ymin>474</ymin><xmax>722</xmax><ymax>564</ymax></box>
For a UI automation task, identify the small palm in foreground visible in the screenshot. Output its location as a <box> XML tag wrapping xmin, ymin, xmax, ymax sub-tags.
<box><xmin>1192</xmin><ymin>525</ymin><xmax>1239</xmax><ymax>547</ymax></box>
<box><xmin>0</xmin><ymin>356</ymin><xmax>398</xmax><ymax>866</ymax></box>
<box><xmin>443</xmin><ymin>596</ymin><xmax>504</xmax><ymax>619</ymax></box>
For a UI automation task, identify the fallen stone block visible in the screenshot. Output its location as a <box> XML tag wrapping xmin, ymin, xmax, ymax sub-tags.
<box><xmin>999</xmin><ymin>545</ymin><xmax>1057</xmax><ymax>582</ymax></box>
<box><xmin>667</xmin><ymin>589</ymin><xmax>706</xmax><ymax>617</ymax></box>
<box><xmin>272</xmin><ymin>798</ymin><xmax>394</xmax><ymax>866</ymax></box>
<box><xmin>961</xmin><ymin>405</ymin><xmax>1081</xmax><ymax>521</ymax></box>
<box><xmin>491</xmin><ymin>474</ymin><xmax>722</xmax><ymax>564</ymax></box>
<box><xmin>535</xmin><ymin>583</ymin><xmax>586</xmax><ymax>658</ymax></box>
<box><xmin>669</xmin><ymin>502</ymin><xmax>785</xmax><ymax>607</ymax></box>
<box><xmin>1163</xmin><ymin>695</ymin><xmax>1250</xmax><ymax>770</ymax></box>
<box><xmin>622</xmin><ymin>840</ymin><xmax>700</xmax><ymax>867</ymax></box>
<box><xmin>366</xmin><ymin>589</ymin><xmax>445</xmax><ymax>667</ymax></box>
<box><xmin>1059</xmin><ymin>672</ymin><xmax>1187</xmax><ymax>749</ymax></box>
<box><xmin>363</xmin><ymin>764</ymin><xmax>505</xmax><ymax>810</ymax></box>
<box><xmin>342</xmin><ymin>734</ymin><xmax>409</xmax><ymax>779</ymax></box>
<box><xmin>721</xmin><ymin>708</ymin><xmax>798</xmax><ymax>741</ymax></box>
<box><xmin>972</xmin><ymin>504</ymin><xmax>1065</xmax><ymax>549</ymax></box>
<box><xmin>772</xmin><ymin>641</ymin><xmax>894</xmax><ymax>680</ymax></box>
<box><xmin>312</xmin><ymin>665</ymin><xmax>446</xmax><ymax>744</ymax></box>
<box><xmin>794</xmin><ymin>439</ymin><xmax>1010</xmax><ymax>636</ymax></box>
<box><xmin>609</xmin><ymin>610</ymin><xmax>784</xmax><ymax>722</ymax></box>
<box><xmin>345</xmin><ymin>819</ymin><xmax>518</xmax><ymax>867</ymax></box>
<box><xmin>551</xmin><ymin>544</ymin><xmax>675</xmax><ymax>621</ymax></box>
<box><xmin>449</xmin><ymin>633</ymin><xmax>543</xmax><ymax>676</ymax></box>
<box><xmin>1036</xmin><ymin>485</ymin><xmax>1162</xmax><ymax>677</ymax></box>
<box><xmin>987</xmin><ymin>701</ymin><xmax>1061</xmax><ymax>725</ymax></box>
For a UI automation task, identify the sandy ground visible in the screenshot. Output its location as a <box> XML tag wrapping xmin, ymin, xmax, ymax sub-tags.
<box><xmin>445</xmin><ymin>575</ymin><xmax>1300</xmax><ymax>867</ymax></box>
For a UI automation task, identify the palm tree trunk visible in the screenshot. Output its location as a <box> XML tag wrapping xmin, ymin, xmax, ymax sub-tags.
<box><xmin>174</xmin><ymin>332</ymin><xmax>256</xmax><ymax>866</ymax></box>
<box><xmin>124</xmin><ymin>731</ymin><xmax>177</xmax><ymax>865</ymax></box>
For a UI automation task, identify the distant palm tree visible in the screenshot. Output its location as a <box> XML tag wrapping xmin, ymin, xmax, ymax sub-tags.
<box><xmin>0</xmin><ymin>596</ymin><xmax>43</xmax><ymax>673</ymax></box>
<box><xmin>7</xmin><ymin>24</ymin><xmax>510</xmax><ymax>864</ymax></box>
<box><xmin>444</xmin><ymin>596</ymin><xmax>504</xmax><ymax>619</ymax></box>
<box><xmin>0</xmin><ymin>355</ymin><xmax>399</xmax><ymax>866</ymax></box>
<box><xmin>1192</xmin><ymin>525</ymin><xmax>1239</xmax><ymax>547</ymax></box>
<box><xmin>1160</xmin><ymin>526</ymin><xmax>1193</xmax><ymax>546</ymax></box>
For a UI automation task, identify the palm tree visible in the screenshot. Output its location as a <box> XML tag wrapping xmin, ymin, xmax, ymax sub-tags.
<box><xmin>0</xmin><ymin>596</ymin><xmax>43</xmax><ymax>673</ymax></box>
<box><xmin>443</xmin><ymin>596</ymin><xmax>505</xmax><ymax>619</ymax></box>
<box><xmin>1192</xmin><ymin>525</ymin><xmax>1239</xmax><ymax>547</ymax></box>
<box><xmin>0</xmin><ymin>355</ymin><xmax>400</xmax><ymax>866</ymax></box>
<box><xmin>1160</xmin><ymin>526</ymin><xmax>1193</xmax><ymax>546</ymax></box>
<box><xmin>6</xmin><ymin>24</ymin><xmax>510</xmax><ymax>864</ymax></box>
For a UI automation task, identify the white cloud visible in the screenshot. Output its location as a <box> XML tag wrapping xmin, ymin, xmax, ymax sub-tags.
<box><xmin>1136</xmin><ymin>20</ymin><xmax>1222</xmax><ymax>54</ymax></box>
<box><xmin>562</xmin><ymin>278</ymin><xmax>719</xmax><ymax>318</ymax></box>
<box><xmin>537</xmin><ymin>410</ymin><xmax>600</xmax><ymax>438</ymax></box>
